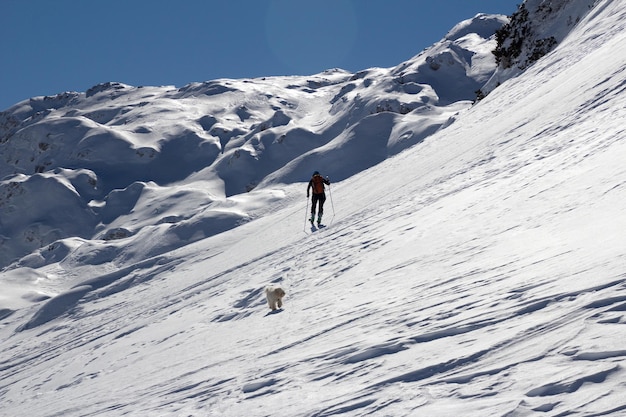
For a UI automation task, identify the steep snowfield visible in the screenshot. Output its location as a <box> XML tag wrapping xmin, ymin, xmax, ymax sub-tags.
<box><xmin>0</xmin><ymin>14</ymin><xmax>507</xmax><ymax>271</ymax></box>
<box><xmin>1</xmin><ymin>1</ymin><xmax>626</xmax><ymax>416</ymax></box>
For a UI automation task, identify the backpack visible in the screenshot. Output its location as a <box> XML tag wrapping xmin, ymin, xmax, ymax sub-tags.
<box><xmin>311</xmin><ymin>175</ymin><xmax>325</xmax><ymax>194</ymax></box>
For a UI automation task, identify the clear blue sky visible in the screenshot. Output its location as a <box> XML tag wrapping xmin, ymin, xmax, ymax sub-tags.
<box><xmin>1</xmin><ymin>0</ymin><xmax>520</xmax><ymax>111</ymax></box>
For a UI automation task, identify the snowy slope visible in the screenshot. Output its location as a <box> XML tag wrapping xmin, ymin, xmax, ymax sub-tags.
<box><xmin>0</xmin><ymin>13</ymin><xmax>506</xmax><ymax>271</ymax></box>
<box><xmin>1</xmin><ymin>1</ymin><xmax>626</xmax><ymax>416</ymax></box>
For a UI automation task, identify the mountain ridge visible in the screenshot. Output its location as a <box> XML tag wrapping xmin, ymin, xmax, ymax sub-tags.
<box><xmin>2</xmin><ymin>2</ymin><xmax>625</xmax><ymax>415</ymax></box>
<box><xmin>1</xmin><ymin>13</ymin><xmax>511</xmax><ymax>269</ymax></box>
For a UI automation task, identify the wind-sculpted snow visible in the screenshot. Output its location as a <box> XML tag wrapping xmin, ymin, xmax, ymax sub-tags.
<box><xmin>0</xmin><ymin>15</ymin><xmax>506</xmax><ymax>269</ymax></box>
<box><xmin>1</xmin><ymin>2</ymin><xmax>625</xmax><ymax>416</ymax></box>
<box><xmin>17</xmin><ymin>285</ymin><xmax>93</xmax><ymax>331</ymax></box>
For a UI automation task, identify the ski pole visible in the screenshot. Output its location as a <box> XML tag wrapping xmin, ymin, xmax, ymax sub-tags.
<box><xmin>304</xmin><ymin>195</ymin><xmax>310</xmax><ymax>231</ymax></box>
<box><xmin>327</xmin><ymin>180</ymin><xmax>335</xmax><ymax>224</ymax></box>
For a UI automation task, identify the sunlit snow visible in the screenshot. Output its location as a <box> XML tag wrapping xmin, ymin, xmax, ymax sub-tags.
<box><xmin>1</xmin><ymin>1</ymin><xmax>625</xmax><ymax>416</ymax></box>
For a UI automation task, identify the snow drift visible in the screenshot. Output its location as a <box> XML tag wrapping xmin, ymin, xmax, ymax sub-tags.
<box><xmin>1</xmin><ymin>1</ymin><xmax>625</xmax><ymax>416</ymax></box>
<box><xmin>0</xmin><ymin>13</ymin><xmax>508</xmax><ymax>270</ymax></box>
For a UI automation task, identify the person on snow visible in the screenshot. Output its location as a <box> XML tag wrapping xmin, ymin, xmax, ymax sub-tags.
<box><xmin>307</xmin><ymin>171</ymin><xmax>330</xmax><ymax>226</ymax></box>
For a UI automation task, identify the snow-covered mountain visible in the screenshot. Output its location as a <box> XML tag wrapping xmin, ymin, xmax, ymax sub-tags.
<box><xmin>1</xmin><ymin>1</ymin><xmax>625</xmax><ymax>416</ymax></box>
<box><xmin>0</xmin><ymin>14</ymin><xmax>508</xmax><ymax>270</ymax></box>
<box><xmin>483</xmin><ymin>0</ymin><xmax>599</xmax><ymax>94</ymax></box>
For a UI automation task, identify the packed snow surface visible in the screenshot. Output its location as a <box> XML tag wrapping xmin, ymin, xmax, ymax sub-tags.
<box><xmin>1</xmin><ymin>1</ymin><xmax>625</xmax><ymax>416</ymax></box>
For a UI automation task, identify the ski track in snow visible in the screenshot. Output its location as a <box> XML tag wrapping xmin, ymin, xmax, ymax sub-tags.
<box><xmin>4</xmin><ymin>115</ymin><xmax>625</xmax><ymax>415</ymax></box>
<box><xmin>1</xmin><ymin>2</ymin><xmax>626</xmax><ymax>416</ymax></box>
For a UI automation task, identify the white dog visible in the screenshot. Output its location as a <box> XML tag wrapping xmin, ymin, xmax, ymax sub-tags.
<box><xmin>265</xmin><ymin>286</ymin><xmax>286</xmax><ymax>311</ymax></box>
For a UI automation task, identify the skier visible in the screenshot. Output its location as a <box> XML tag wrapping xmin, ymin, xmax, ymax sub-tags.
<box><xmin>307</xmin><ymin>171</ymin><xmax>331</xmax><ymax>226</ymax></box>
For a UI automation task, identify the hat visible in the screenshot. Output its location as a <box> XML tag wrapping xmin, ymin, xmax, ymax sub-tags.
<box><xmin>313</xmin><ymin>171</ymin><xmax>319</xmax><ymax>176</ymax></box>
